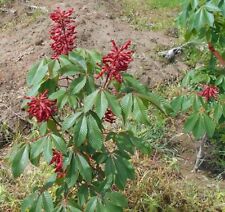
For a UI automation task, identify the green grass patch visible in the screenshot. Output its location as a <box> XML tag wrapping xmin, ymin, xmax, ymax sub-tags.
<box><xmin>120</xmin><ymin>0</ymin><xmax>184</xmax><ymax>31</ymax></box>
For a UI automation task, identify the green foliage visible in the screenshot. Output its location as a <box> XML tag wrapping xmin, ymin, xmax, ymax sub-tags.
<box><xmin>178</xmin><ymin>0</ymin><xmax>225</xmax><ymax>45</ymax></box>
<box><xmin>10</xmin><ymin>45</ymin><xmax>170</xmax><ymax>211</ymax></box>
<box><xmin>173</xmin><ymin>0</ymin><xmax>225</xmax><ymax>141</ymax></box>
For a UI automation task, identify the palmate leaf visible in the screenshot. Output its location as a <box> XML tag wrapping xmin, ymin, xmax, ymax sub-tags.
<box><xmin>66</xmin><ymin>154</ymin><xmax>79</xmax><ymax>188</ymax></box>
<box><xmin>192</xmin><ymin>115</ymin><xmax>206</xmax><ymax>139</ymax></box>
<box><xmin>12</xmin><ymin>144</ymin><xmax>30</xmax><ymax>177</ymax></box>
<box><xmin>51</xmin><ymin>134</ymin><xmax>67</xmax><ymax>154</ymax></box>
<box><xmin>203</xmin><ymin>114</ymin><xmax>216</xmax><ymax>137</ymax></box>
<box><xmin>133</xmin><ymin>96</ymin><xmax>149</xmax><ymax>124</ymax></box>
<box><xmin>136</xmin><ymin>92</ymin><xmax>172</xmax><ymax>115</ymax></box>
<box><xmin>70</xmin><ymin>76</ymin><xmax>87</xmax><ymax>94</ymax></box>
<box><xmin>96</xmin><ymin>91</ymin><xmax>108</xmax><ymax>119</ymax></box>
<box><xmin>27</xmin><ymin>59</ymin><xmax>48</xmax><ymax>86</ymax></box>
<box><xmin>104</xmin><ymin>192</ymin><xmax>128</xmax><ymax>208</ymax></box>
<box><xmin>69</xmin><ymin>51</ymin><xmax>87</xmax><ymax>72</ymax></box>
<box><xmin>43</xmin><ymin>137</ymin><xmax>53</xmax><ymax>163</ymax></box>
<box><xmin>184</xmin><ymin>113</ymin><xmax>199</xmax><ymax>133</ymax></box>
<box><xmin>85</xmin><ymin>197</ymin><xmax>98</xmax><ymax>212</ymax></box>
<box><xmin>48</xmin><ymin>59</ymin><xmax>60</xmax><ymax>79</ymax></box>
<box><xmin>194</xmin><ymin>7</ymin><xmax>214</xmax><ymax>29</ymax></box>
<box><xmin>62</xmin><ymin>112</ymin><xmax>82</xmax><ymax>131</ymax></box>
<box><xmin>76</xmin><ymin>153</ymin><xmax>92</xmax><ymax>182</ymax></box>
<box><xmin>30</xmin><ymin>137</ymin><xmax>46</xmax><ymax>159</ymax></box>
<box><xmin>104</xmin><ymin>91</ymin><xmax>121</xmax><ymax>117</ymax></box>
<box><xmin>74</xmin><ymin>115</ymin><xmax>88</xmax><ymax>147</ymax></box>
<box><xmin>84</xmin><ymin>89</ymin><xmax>100</xmax><ymax>112</ymax></box>
<box><xmin>87</xmin><ymin>114</ymin><xmax>103</xmax><ymax>150</ymax></box>
<box><xmin>121</xmin><ymin>93</ymin><xmax>133</xmax><ymax>121</ymax></box>
<box><xmin>42</xmin><ymin>191</ymin><xmax>54</xmax><ymax>212</ymax></box>
<box><xmin>77</xmin><ymin>185</ymin><xmax>89</xmax><ymax>206</ymax></box>
<box><xmin>21</xmin><ymin>193</ymin><xmax>38</xmax><ymax>212</ymax></box>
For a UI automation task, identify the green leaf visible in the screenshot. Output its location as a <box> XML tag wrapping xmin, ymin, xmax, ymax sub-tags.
<box><xmin>76</xmin><ymin>154</ymin><xmax>92</xmax><ymax>182</ymax></box>
<box><xmin>84</xmin><ymin>90</ymin><xmax>100</xmax><ymax>112</ymax></box>
<box><xmin>203</xmin><ymin>114</ymin><xmax>216</xmax><ymax>137</ymax></box>
<box><xmin>71</xmin><ymin>76</ymin><xmax>87</xmax><ymax>94</ymax></box>
<box><xmin>67</xmin><ymin>199</ymin><xmax>82</xmax><ymax>212</ymax></box>
<box><xmin>214</xmin><ymin>103</ymin><xmax>223</xmax><ymax>122</ymax></box>
<box><xmin>12</xmin><ymin>144</ymin><xmax>29</xmax><ymax>177</ymax></box>
<box><xmin>96</xmin><ymin>91</ymin><xmax>108</xmax><ymax>119</ymax></box>
<box><xmin>48</xmin><ymin>59</ymin><xmax>60</xmax><ymax>78</ymax></box>
<box><xmin>105</xmin><ymin>192</ymin><xmax>128</xmax><ymax>208</ymax></box>
<box><xmin>121</xmin><ymin>93</ymin><xmax>133</xmax><ymax>121</ymax></box>
<box><xmin>87</xmin><ymin>115</ymin><xmax>103</xmax><ymax>150</ymax></box>
<box><xmin>39</xmin><ymin>78</ymin><xmax>57</xmax><ymax>94</ymax></box>
<box><xmin>49</xmin><ymin>89</ymin><xmax>66</xmax><ymax>100</ymax></box>
<box><xmin>30</xmin><ymin>137</ymin><xmax>46</xmax><ymax>159</ymax></box>
<box><xmin>42</xmin><ymin>192</ymin><xmax>54</xmax><ymax>212</ymax></box>
<box><xmin>171</xmin><ymin>96</ymin><xmax>184</xmax><ymax>112</ymax></box>
<box><xmin>133</xmin><ymin>96</ymin><xmax>149</xmax><ymax>123</ymax></box>
<box><xmin>32</xmin><ymin>195</ymin><xmax>43</xmax><ymax>212</ymax></box>
<box><xmin>85</xmin><ymin>197</ymin><xmax>98</xmax><ymax>212</ymax></box>
<box><xmin>43</xmin><ymin>138</ymin><xmax>53</xmax><ymax>163</ymax></box>
<box><xmin>52</xmin><ymin>134</ymin><xmax>67</xmax><ymax>154</ymax></box>
<box><xmin>105</xmin><ymin>158</ymin><xmax>116</xmax><ymax>176</ymax></box>
<box><xmin>78</xmin><ymin>185</ymin><xmax>89</xmax><ymax>206</ymax></box>
<box><xmin>136</xmin><ymin>92</ymin><xmax>171</xmax><ymax>115</ymax></box>
<box><xmin>21</xmin><ymin>193</ymin><xmax>38</xmax><ymax>212</ymax></box>
<box><xmin>192</xmin><ymin>115</ymin><xmax>206</xmax><ymax>139</ymax></box>
<box><xmin>205</xmin><ymin>2</ymin><xmax>221</xmax><ymax>12</ymax></box>
<box><xmin>30</xmin><ymin>60</ymin><xmax>49</xmax><ymax>86</ymax></box>
<box><xmin>74</xmin><ymin>115</ymin><xmax>88</xmax><ymax>147</ymax></box>
<box><xmin>62</xmin><ymin>112</ymin><xmax>82</xmax><ymax>131</ymax></box>
<box><xmin>184</xmin><ymin>113</ymin><xmax>199</xmax><ymax>133</ymax></box>
<box><xmin>66</xmin><ymin>154</ymin><xmax>79</xmax><ymax>188</ymax></box>
<box><xmin>68</xmin><ymin>95</ymin><xmax>78</xmax><ymax>109</ymax></box>
<box><xmin>104</xmin><ymin>91</ymin><xmax>121</xmax><ymax>117</ymax></box>
<box><xmin>194</xmin><ymin>7</ymin><xmax>214</xmax><ymax>29</ymax></box>
<box><xmin>69</xmin><ymin>51</ymin><xmax>87</xmax><ymax>72</ymax></box>
<box><xmin>27</xmin><ymin>61</ymin><xmax>41</xmax><ymax>86</ymax></box>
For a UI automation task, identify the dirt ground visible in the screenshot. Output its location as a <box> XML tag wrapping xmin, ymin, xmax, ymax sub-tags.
<box><xmin>0</xmin><ymin>0</ymin><xmax>187</xmax><ymax>128</ymax></box>
<box><xmin>0</xmin><ymin>0</ymin><xmax>224</xmax><ymax>194</ymax></box>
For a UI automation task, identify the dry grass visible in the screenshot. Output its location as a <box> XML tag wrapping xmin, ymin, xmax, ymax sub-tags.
<box><xmin>126</xmin><ymin>153</ymin><xmax>225</xmax><ymax>211</ymax></box>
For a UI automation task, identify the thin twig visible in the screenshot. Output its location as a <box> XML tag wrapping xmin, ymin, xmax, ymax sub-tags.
<box><xmin>208</xmin><ymin>42</ymin><xmax>225</xmax><ymax>67</ymax></box>
<box><xmin>192</xmin><ymin>134</ymin><xmax>207</xmax><ymax>172</ymax></box>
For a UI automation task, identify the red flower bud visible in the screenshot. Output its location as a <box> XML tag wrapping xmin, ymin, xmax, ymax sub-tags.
<box><xmin>103</xmin><ymin>108</ymin><xmax>116</xmax><ymax>124</ymax></box>
<box><xmin>50</xmin><ymin>7</ymin><xmax>76</xmax><ymax>59</ymax></box>
<box><xmin>25</xmin><ymin>90</ymin><xmax>57</xmax><ymax>122</ymax></box>
<box><xmin>198</xmin><ymin>85</ymin><xmax>219</xmax><ymax>101</ymax></box>
<box><xmin>96</xmin><ymin>40</ymin><xmax>133</xmax><ymax>83</ymax></box>
<box><xmin>50</xmin><ymin>150</ymin><xmax>65</xmax><ymax>178</ymax></box>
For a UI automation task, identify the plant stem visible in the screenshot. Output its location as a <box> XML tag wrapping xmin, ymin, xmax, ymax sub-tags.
<box><xmin>193</xmin><ymin>134</ymin><xmax>207</xmax><ymax>172</ymax></box>
<box><xmin>208</xmin><ymin>42</ymin><xmax>225</xmax><ymax>67</ymax></box>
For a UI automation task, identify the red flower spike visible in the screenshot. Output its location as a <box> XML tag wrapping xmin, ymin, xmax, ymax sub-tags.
<box><xmin>25</xmin><ymin>90</ymin><xmax>57</xmax><ymax>122</ymax></box>
<box><xmin>103</xmin><ymin>108</ymin><xmax>116</xmax><ymax>124</ymax></box>
<box><xmin>198</xmin><ymin>85</ymin><xmax>219</xmax><ymax>101</ymax></box>
<box><xmin>50</xmin><ymin>7</ymin><xmax>76</xmax><ymax>59</ymax></box>
<box><xmin>50</xmin><ymin>150</ymin><xmax>65</xmax><ymax>178</ymax></box>
<box><xmin>96</xmin><ymin>40</ymin><xmax>133</xmax><ymax>83</ymax></box>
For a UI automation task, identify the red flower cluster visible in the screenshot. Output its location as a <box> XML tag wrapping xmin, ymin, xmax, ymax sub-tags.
<box><xmin>50</xmin><ymin>7</ymin><xmax>76</xmax><ymax>59</ymax></box>
<box><xmin>50</xmin><ymin>150</ymin><xmax>65</xmax><ymax>178</ymax></box>
<box><xmin>96</xmin><ymin>40</ymin><xmax>133</xmax><ymax>83</ymax></box>
<box><xmin>198</xmin><ymin>85</ymin><xmax>219</xmax><ymax>101</ymax></box>
<box><xmin>26</xmin><ymin>90</ymin><xmax>57</xmax><ymax>122</ymax></box>
<box><xmin>103</xmin><ymin>108</ymin><xmax>116</xmax><ymax>123</ymax></box>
